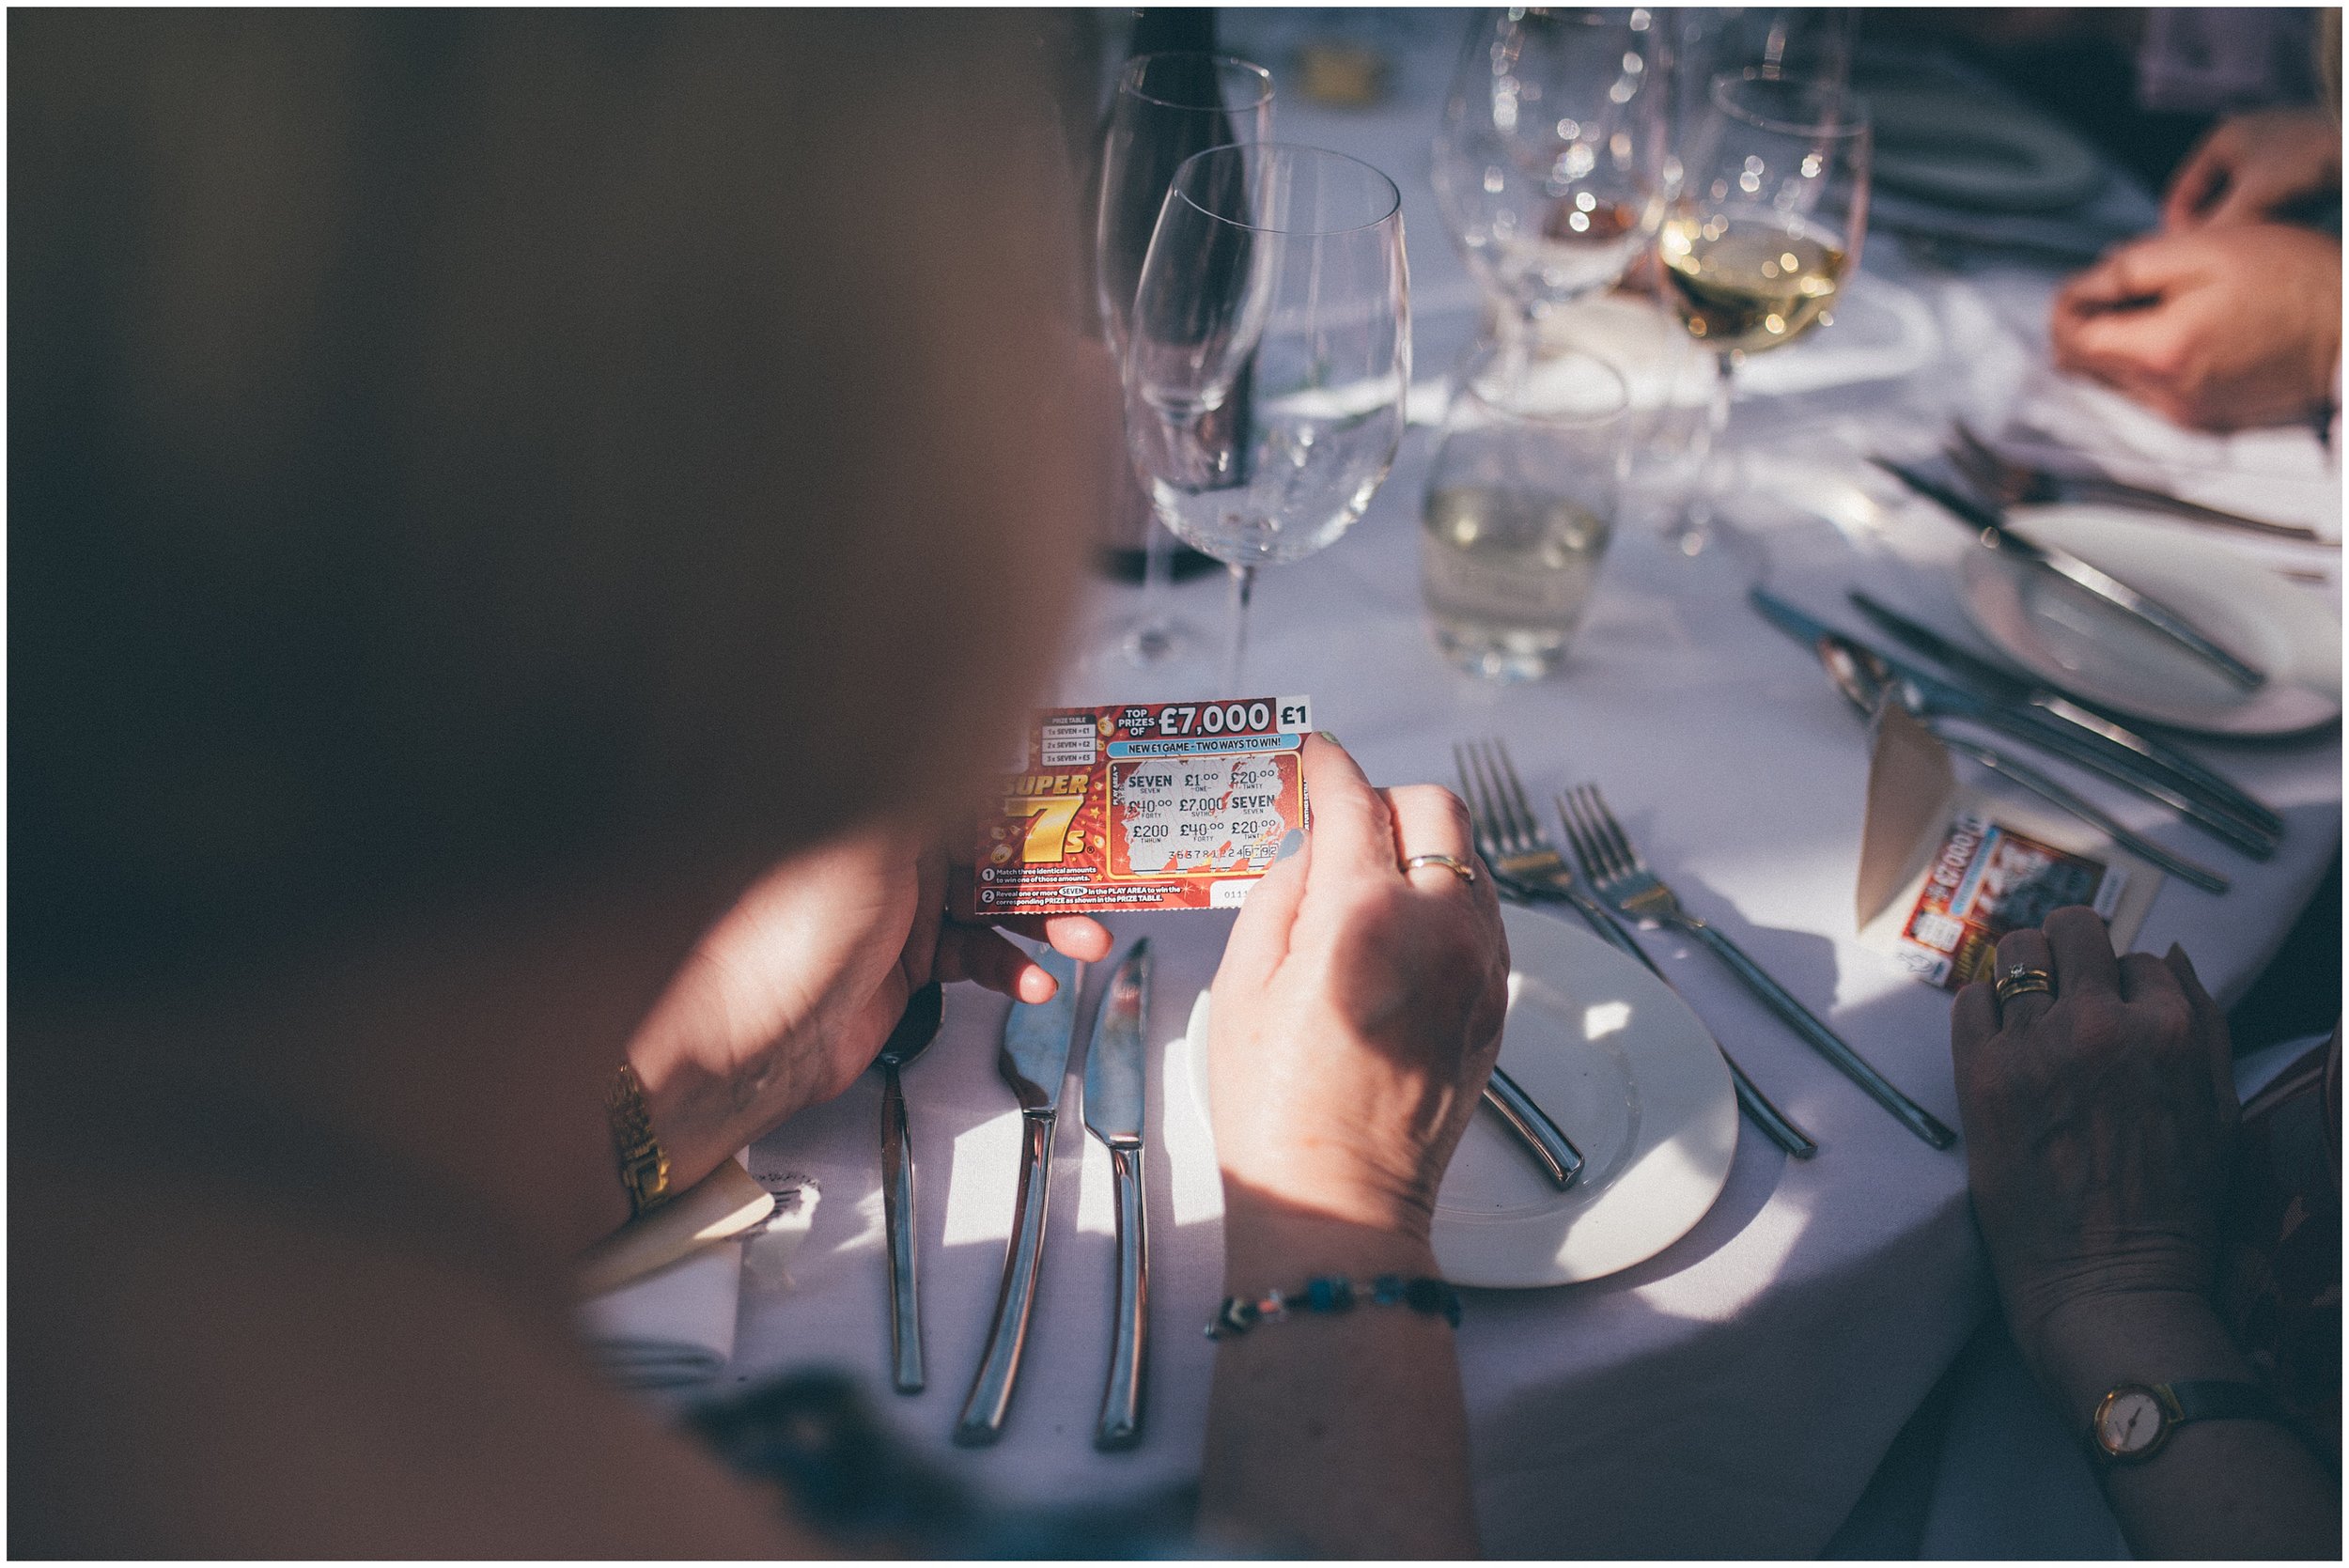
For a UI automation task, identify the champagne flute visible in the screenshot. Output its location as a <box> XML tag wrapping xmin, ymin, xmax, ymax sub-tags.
<box><xmin>1658</xmin><ymin>69</ymin><xmax>1868</xmax><ymax>555</ymax></box>
<box><xmin>1095</xmin><ymin>53</ymin><xmax>1276</xmax><ymax>670</ymax></box>
<box><xmin>1433</xmin><ymin>8</ymin><xmax>1666</xmax><ymax>357</ymax></box>
<box><xmin>1124</xmin><ymin>144</ymin><xmax>1410</xmax><ymax>689</ymax></box>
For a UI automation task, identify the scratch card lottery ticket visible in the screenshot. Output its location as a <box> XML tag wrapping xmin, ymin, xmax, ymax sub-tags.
<box><xmin>954</xmin><ymin>697</ymin><xmax>1314</xmax><ymax>917</ymax></box>
<box><xmin>1891</xmin><ymin>810</ymin><xmax>2125</xmax><ymax>991</ymax></box>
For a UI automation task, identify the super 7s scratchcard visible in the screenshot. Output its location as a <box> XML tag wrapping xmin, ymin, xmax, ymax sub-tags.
<box><xmin>953</xmin><ymin>697</ymin><xmax>1313</xmax><ymax>917</ymax></box>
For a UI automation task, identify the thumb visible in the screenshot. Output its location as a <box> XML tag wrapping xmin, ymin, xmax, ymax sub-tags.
<box><xmin>2162</xmin><ymin>147</ymin><xmax>2228</xmax><ymax>231</ymax></box>
<box><xmin>2164</xmin><ymin>943</ymin><xmax>2237</xmax><ymax>1115</ymax></box>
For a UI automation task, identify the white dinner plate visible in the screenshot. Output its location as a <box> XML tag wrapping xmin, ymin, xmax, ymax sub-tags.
<box><xmin>1957</xmin><ymin>503</ymin><xmax>2343</xmax><ymax>737</ymax></box>
<box><xmin>1180</xmin><ymin>904</ymin><xmax>1738</xmax><ymax>1288</ymax></box>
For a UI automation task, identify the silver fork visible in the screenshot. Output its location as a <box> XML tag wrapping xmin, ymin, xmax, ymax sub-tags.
<box><xmin>1558</xmin><ymin>783</ymin><xmax>1957</xmax><ymax>1152</ymax></box>
<box><xmin>1456</xmin><ymin>740</ymin><xmax>1651</xmax><ymax>960</ymax></box>
<box><xmin>1457</xmin><ymin>739</ymin><xmax>1816</xmax><ymax>1160</ymax></box>
<box><xmin>1945</xmin><ymin>420</ymin><xmax>2326</xmax><ymax>546</ymax></box>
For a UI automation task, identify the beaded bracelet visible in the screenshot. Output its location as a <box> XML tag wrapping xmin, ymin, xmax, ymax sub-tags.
<box><xmin>1204</xmin><ymin>1274</ymin><xmax>1461</xmax><ymax>1341</ymax></box>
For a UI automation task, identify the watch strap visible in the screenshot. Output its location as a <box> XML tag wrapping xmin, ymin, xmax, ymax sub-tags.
<box><xmin>2165</xmin><ymin>1378</ymin><xmax>2281</xmax><ymax>1426</ymax></box>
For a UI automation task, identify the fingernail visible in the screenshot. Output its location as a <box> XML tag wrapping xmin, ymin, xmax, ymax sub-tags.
<box><xmin>1316</xmin><ymin>730</ymin><xmax>1345</xmax><ymax>750</ymax></box>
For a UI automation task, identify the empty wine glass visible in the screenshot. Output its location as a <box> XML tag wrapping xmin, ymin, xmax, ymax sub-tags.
<box><xmin>1658</xmin><ymin>69</ymin><xmax>1869</xmax><ymax>555</ymax></box>
<box><xmin>1124</xmin><ymin>143</ymin><xmax>1410</xmax><ymax>689</ymax></box>
<box><xmin>1433</xmin><ymin>8</ymin><xmax>1667</xmax><ymax>354</ymax></box>
<box><xmin>1660</xmin><ymin>8</ymin><xmax>1857</xmax><ymax>170</ymax></box>
<box><xmin>1094</xmin><ymin>53</ymin><xmax>1275</xmax><ymax>670</ymax></box>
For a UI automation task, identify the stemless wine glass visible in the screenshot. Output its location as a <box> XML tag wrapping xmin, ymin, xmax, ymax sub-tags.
<box><xmin>1421</xmin><ymin>347</ymin><xmax>1631</xmax><ymax>681</ymax></box>
<box><xmin>1433</xmin><ymin>8</ymin><xmax>1666</xmax><ymax>354</ymax></box>
<box><xmin>1657</xmin><ymin>69</ymin><xmax>1869</xmax><ymax>554</ymax></box>
<box><xmin>1125</xmin><ymin>144</ymin><xmax>1410</xmax><ymax>689</ymax></box>
<box><xmin>1095</xmin><ymin>53</ymin><xmax>1276</xmax><ymax>670</ymax></box>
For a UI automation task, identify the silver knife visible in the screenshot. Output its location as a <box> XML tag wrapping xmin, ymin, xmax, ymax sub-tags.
<box><xmin>1750</xmin><ymin>588</ymin><xmax>2279</xmax><ymax>860</ymax></box>
<box><xmin>2062</xmin><ymin>474</ymin><xmax>2329</xmax><ymax>545</ymax></box>
<box><xmin>1846</xmin><ymin>591</ymin><xmax>2281</xmax><ymax>839</ymax></box>
<box><xmin>1081</xmin><ymin>940</ymin><xmax>1151</xmax><ymax>1452</ymax></box>
<box><xmin>877</xmin><ymin>981</ymin><xmax>943</xmax><ymax>1393</ymax></box>
<box><xmin>1874</xmin><ymin>457</ymin><xmax>2266</xmax><ymax>692</ymax></box>
<box><xmin>954</xmin><ymin>948</ymin><xmax>1084</xmax><ymax>1446</ymax></box>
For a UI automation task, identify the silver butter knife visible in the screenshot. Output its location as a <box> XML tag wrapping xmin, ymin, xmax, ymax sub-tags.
<box><xmin>1846</xmin><ymin>590</ymin><xmax>2281</xmax><ymax>842</ymax></box>
<box><xmin>954</xmin><ymin>948</ymin><xmax>1084</xmax><ymax>1446</ymax></box>
<box><xmin>1815</xmin><ymin>633</ymin><xmax>2232</xmax><ymax>895</ymax></box>
<box><xmin>1750</xmin><ymin>588</ymin><xmax>2279</xmax><ymax>860</ymax></box>
<box><xmin>1081</xmin><ymin>939</ymin><xmax>1151</xmax><ymax>1451</ymax></box>
<box><xmin>876</xmin><ymin>981</ymin><xmax>943</xmax><ymax>1393</ymax></box>
<box><xmin>1875</xmin><ymin>457</ymin><xmax>2266</xmax><ymax>692</ymax></box>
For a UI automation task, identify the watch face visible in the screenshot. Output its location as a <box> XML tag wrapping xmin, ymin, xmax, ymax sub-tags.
<box><xmin>2097</xmin><ymin>1389</ymin><xmax>2168</xmax><ymax>1455</ymax></box>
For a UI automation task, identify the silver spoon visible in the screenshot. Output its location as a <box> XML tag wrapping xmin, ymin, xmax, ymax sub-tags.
<box><xmin>1818</xmin><ymin>635</ymin><xmax>2229</xmax><ymax>896</ymax></box>
<box><xmin>877</xmin><ymin>981</ymin><xmax>943</xmax><ymax>1392</ymax></box>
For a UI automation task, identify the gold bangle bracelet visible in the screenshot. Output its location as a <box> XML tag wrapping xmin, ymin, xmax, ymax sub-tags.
<box><xmin>608</xmin><ymin>1062</ymin><xmax>672</xmax><ymax>1219</ymax></box>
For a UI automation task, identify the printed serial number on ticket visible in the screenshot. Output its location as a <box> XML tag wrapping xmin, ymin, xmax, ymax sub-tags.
<box><xmin>954</xmin><ymin>697</ymin><xmax>1314</xmax><ymax>917</ymax></box>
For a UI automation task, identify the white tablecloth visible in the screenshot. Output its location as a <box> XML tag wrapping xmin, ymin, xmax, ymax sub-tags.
<box><xmin>729</xmin><ymin>13</ymin><xmax>2342</xmax><ymax>1555</ymax></box>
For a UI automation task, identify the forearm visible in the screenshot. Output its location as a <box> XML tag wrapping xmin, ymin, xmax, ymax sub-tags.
<box><xmin>1199</xmin><ymin>1195</ymin><xmax>1478</xmax><ymax>1559</ymax></box>
<box><xmin>2023</xmin><ymin>1292</ymin><xmax>2338</xmax><ymax>1560</ymax></box>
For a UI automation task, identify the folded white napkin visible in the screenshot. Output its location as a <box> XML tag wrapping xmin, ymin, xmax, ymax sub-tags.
<box><xmin>576</xmin><ymin>1162</ymin><xmax>821</xmax><ymax>1390</ymax></box>
<box><xmin>2015</xmin><ymin>373</ymin><xmax>2341</xmax><ymax>541</ymax></box>
<box><xmin>580</xmin><ymin>1238</ymin><xmax>747</xmax><ymax>1389</ymax></box>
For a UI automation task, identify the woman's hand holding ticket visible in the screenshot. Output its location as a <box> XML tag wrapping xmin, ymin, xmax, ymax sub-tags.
<box><xmin>1206</xmin><ymin>734</ymin><xmax>1510</xmax><ymax>1238</ymax></box>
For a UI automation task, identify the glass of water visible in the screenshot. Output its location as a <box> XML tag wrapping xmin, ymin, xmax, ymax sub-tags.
<box><xmin>1421</xmin><ymin>347</ymin><xmax>1630</xmax><ymax>681</ymax></box>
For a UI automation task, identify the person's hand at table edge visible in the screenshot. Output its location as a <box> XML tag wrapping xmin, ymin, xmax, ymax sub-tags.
<box><xmin>613</xmin><ymin>823</ymin><xmax>1112</xmax><ymax>1228</ymax></box>
<box><xmin>1949</xmin><ymin>908</ymin><xmax>2336</xmax><ymax>1559</ymax></box>
<box><xmin>1197</xmin><ymin>734</ymin><xmax>1507</xmax><ymax>1559</ymax></box>
<box><xmin>2162</xmin><ymin>108</ymin><xmax>2341</xmax><ymax>234</ymax></box>
<box><xmin>2049</xmin><ymin>225</ymin><xmax>2341</xmax><ymax>433</ymax></box>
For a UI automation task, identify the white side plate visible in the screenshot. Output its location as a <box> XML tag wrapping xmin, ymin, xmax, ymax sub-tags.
<box><xmin>1181</xmin><ymin>905</ymin><xmax>1738</xmax><ymax>1288</ymax></box>
<box><xmin>1959</xmin><ymin>503</ymin><xmax>2342</xmax><ymax>737</ymax></box>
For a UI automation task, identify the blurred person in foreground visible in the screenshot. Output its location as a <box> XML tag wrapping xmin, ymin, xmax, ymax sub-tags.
<box><xmin>1950</xmin><ymin>907</ymin><xmax>2339</xmax><ymax>1559</ymax></box>
<box><xmin>2049</xmin><ymin>14</ymin><xmax>2342</xmax><ymax>432</ymax></box>
<box><xmin>10</xmin><ymin>11</ymin><xmax>1504</xmax><ymax>1558</ymax></box>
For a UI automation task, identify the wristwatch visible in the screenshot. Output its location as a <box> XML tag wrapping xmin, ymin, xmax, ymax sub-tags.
<box><xmin>2086</xmin><ymin>1380</ymin><xmax>2281</xmax><ymax>1464</ymax></box>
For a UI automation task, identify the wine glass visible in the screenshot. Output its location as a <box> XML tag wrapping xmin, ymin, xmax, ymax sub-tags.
<box><xmin>1094</xmin><ymin>53</ymin><xmax>1276</xmax><ymax>670</ymax></box>
<box><xmin>1433</xmin><ymin>8</ymin><xmax>1667</xmax><ymax>355</ymax></box>
<box><xmin>1657</xmin><ymin>69</ymin><xmax>1869</xmax><ymax>555</ymax></box>
<box><xmin>1660</xmin><ymin>8</ymin><xmax>1857</xmax><ymax>168</ymax></box>
<box><xmin>1124</xmin><ymin>144</ymin><xmax>1410</xmax><ymax>689</ymax></box>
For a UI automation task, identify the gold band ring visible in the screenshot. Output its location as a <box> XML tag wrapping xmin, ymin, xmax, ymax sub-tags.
<box><xmin>1402</xmin><ymin>852</ymin><xmax>1478</xmax><ymax>886</ymax></box>
<box><xmin>1994</xmin><ymin>965</ymin><xmax>2055</xmax><ymax>1005</ymax></box>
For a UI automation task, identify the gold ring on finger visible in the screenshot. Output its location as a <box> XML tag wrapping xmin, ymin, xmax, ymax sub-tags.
<box><xmin>1402</xmin><ymin>852</ymin><xmax>1478</xmax><ymax>886</ymax></box>
<box><xmin>1994</xmin><ymin>964</ymin><xmax>2055</xmax><ymax>1005</ymax></box>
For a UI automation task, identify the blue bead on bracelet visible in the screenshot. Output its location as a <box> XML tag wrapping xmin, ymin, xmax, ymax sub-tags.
<box><xmin>1205</xmin><ymin>1273</ymin><xmax>1461</xmax><ymax>1340</ymax></box>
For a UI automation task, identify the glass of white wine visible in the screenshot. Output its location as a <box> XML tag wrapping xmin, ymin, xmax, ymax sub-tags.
<box><xmin>1658</xmin><ymin>69</ymin><xmax>1869</xmax><ymax>555</ymax></box>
